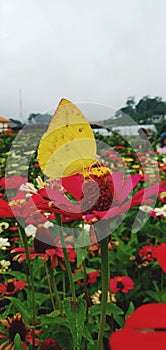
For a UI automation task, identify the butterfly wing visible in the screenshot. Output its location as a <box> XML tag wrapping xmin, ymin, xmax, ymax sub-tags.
<box><xmin>37</xmin><ymin>99</ymin><xmax>97</xmax><ymax>178</ymax></box>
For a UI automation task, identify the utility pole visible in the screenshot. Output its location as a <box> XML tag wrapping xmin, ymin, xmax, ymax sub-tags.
<box><xmin>19</xmin><ymin>88</ymin><xmax>23</xmax><ymax>121</ymax></box>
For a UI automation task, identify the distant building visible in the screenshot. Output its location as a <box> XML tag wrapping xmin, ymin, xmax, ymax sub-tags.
<box><xmin>151</xmin><ymin>115</ymin><xmax>166</xmax><ymax>123</ymax></box>
<box><xmin>111</xmin><ymin>124</ymin><xmax>157</xmax><ymax>136</ymax></box>
<box><xmin>29</xmin><ymin>114</ymin><xmax>52</xmax><ymax>125</ymax></box>
<box><xmin>0</xmin><ymin>116</ymin><xmax>11</xmax><ymax>132</ymax></box>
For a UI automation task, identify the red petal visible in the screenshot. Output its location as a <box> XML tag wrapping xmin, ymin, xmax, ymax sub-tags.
<box><xmin>125</xmin><ymin>303</ymin><xmax>166</xmax><ymax>329</ymax></box>
<box><xmin>155</xmin><ymin>243</ymin><xmax>166</xmax><ymax>272</ymax></box>
<box><xmin>0</xmin><ymin>284</ymin><xmax>6</xmax><ymax>293</ymax></box>
<box><xmin>62</xmin><ymin>174</ymin><xmax>83</xmax><ymax>201</ymax></box>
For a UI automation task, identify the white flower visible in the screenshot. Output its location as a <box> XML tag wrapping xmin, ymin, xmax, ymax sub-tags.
<box><xmin>162</xmin><ymin>157</ymin><xmax>166</xmax><ymax>164</ymax></box>
<box><xmin>43</xmin><ymin>221</ymin><xmax>54</xmax><ymax>229</ymax></box>
<box><xmin>154</xmin><ymin>205</ymin><xmax>166</xmax><ymax>218</ymax></box>
<box><xmin>20</xmin><ymin>182</ymin><xmax>37</xmax><ymax>194</ymax></box>
<box><xmin>36</xmin><ymin>176</ymin><xmax>45</xmax><ymax>189</ymax></box>
<box><xmin>0</xmin><ymin>222</ymin><xmax>9</xmax><ymax>234</ymax></box>
<box><xmin>23</xmin><ymin>150</ymin><xmax>35</xmax><ymax>155</ymax></box>
<box><xmin>0</xmin><ymin>237</ymin><xmax>10</xmax><ymax>250</ymax></box>
<box><xmin>11</xmin><ymin>152</ymin><xmax>20</xmax><ymax>159</ymax></box>
<box><xmin>83</xmin><ymin>224</ymin><xmax>91</xmax><ymax>232</ymax></box>
<box><xmin>91</xmin><ymin>290</ymin><xmax>116</xmax><ymax>304</ymax></box>
<box><xmin>139</xmin><ymin>205</ymin><xmax>153</xmax><ymax>213</ymax></box>
<box><xmin>25</xmin><ymin>224</ymin><xmax>37</xmax><ymax>238</ymax></box>
<box><xmin>0</xmin><ymin>260</ymin><xmax>11</xmax><ymax>273</ymax></box>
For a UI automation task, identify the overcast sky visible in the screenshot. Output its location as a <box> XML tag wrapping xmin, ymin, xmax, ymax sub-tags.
<box><xmin>1</xmin><ymin>0</ymin><xmax>166</xmax><ymax>121</ymax></box>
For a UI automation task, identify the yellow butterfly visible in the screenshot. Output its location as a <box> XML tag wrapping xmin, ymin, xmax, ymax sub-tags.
<box><xmin>37</xmin><ymin>98</ymin><xmax>97</xmax><ymax>179</ymax></box>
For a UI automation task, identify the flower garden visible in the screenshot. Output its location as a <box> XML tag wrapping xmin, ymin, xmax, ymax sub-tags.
<box><xmin>0</xmin><ymin>101</ymin><xmax>166</xmax><ymax>350</ymax></box>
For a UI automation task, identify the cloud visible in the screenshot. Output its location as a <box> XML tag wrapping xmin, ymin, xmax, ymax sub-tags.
<box><xmin>1</xmin><ymin>0</ymin><xmax>166</xmax><ymax>121</ymax></box>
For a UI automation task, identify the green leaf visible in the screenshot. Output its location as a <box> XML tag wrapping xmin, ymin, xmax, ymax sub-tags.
<box><xmin>75</xmin><ymin>228</ymin><xmax>91</xmax><ymax>247</ymax></box>
<box><xmin>64</xmin><ymin>297</ymin><xmax>86</xmax><ymax>349</ymax></box>
<box><xmin>87</xmin><ymin>341</ymin><xmax>97</xmax><ymax>350</ymax></box>
<box><xmin>106</xmin><ymin>303</ymin><xmax>124</xmax><ymax>316</ymax></box>
<box><xmin>76</xmin><ymin>247</ymin><xmax>88</xmax><ymax>267</ymax></box>
<box><xmin>6</xmin><ymin>271</ymin><xmax>27</xmax><ymax>281</ymax></box>
<box><xmin>83</xmin><ymin>325</ymin><xmax>94</xmax><ymax>344</ymax></box>
<box><xmin>7</xmin><ymin>297</ymin><xmax>31</xmax><ymax>324</ymax></box>
<box><xmin>46</xmin><ymin>310</ymin><xmax>60</xmax><ymax>317</ymax></box>
<box><xmin>145</xmin><ymin>290</ymin><xmax>161</xmax><ymax>302</ymax></box>
<box><xmin>73</xmin><ymin>270</ymin><xmax>84</xmax><ymax>282</ymax></box>
<box><xmin>14</xmin><ymin>334</ymin><xmax>24</xmax><ymax>350</ymax></box>
<box><xmin>90</xmin><ymin>303</ymin><xmax>124</xmax><ymax>317</ymax></box>
<box><xmin>113</xmin><ymin>314</ymin><xmax>125</xmax><ymax>328</ymax></box>
<box><xmin>40</xmin><ymin>315</ymin><xmax>69</xmax><ymax>327</ymax></box>
<box><xmin>125</xmin><ymin>301</ymin><xmax>135</xmax><ymax>318</ymax></box>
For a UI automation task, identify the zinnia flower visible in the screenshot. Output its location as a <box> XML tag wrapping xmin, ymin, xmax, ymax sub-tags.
<box><xmin>0</xmin><ymin>237</ymin><xmax>10</xmax><ymax>250</ymax></box>
<box><xmin>40</xmin><ymin>338</ymin><xmax>61</xmax><ymax>350</ymax></box>
<box><xmin>0</xmin><ymin>313</ymin><xmax>40</xmax><ymax>349</ymax></box>
<box><xmin>0</xmin><ymin>176</ymin><xmax>28</xmax><ymax>190</ymax></box>
<box><xmin>12</xmin><ymin>226</ymin><xmax>76</xmax><ymax>268</ymax></box>
<box><xmin>73</xmin><ymin>269</ymin><xmax>100</xmax><ymax>285</ymax></box>
<box><xmin>153</xmin><ymin>205</ymin><xmax>166</xmax><ymax>218</ymax></box>
<box><xmin>34</xmin><ymin>170</ymin><xmax>164</xmax><ymax>225</ymax></box>
<box><xmin>110</xmin><ymin>276</ymin><xmax>134</xmax><ymax>293</ymax></box>
<box><xmin>138</xmin><ymin>245</ymin><xmax>156</xmax><ymax>262</ymax></box>
<box><xmin>0</xmin><ymin>222</ymin><xmax>9</xmax><ymax>234</ymax></box>
<box><xmin>0</xmin><ymin>278</ymin><xmax>26</xmax><ymax>295</ymax></box>
<box><xmin>109</xmin><ymin>303</ymin><xmax>166</xmax><ymax>350</ymax></box>
<box><xmin>155</xmin><ymin>243</ymin><xmax>166</xmax><ymax>272</ymax></box>
<box><xmin>0</xmin><ymin>260</ymin><xmax>11</xmax><ymax>273</ymax></box>
<box><xmin>91</xmin><ymin>290</ymin><xmax>116</xmax><ymax>304</ymax></box>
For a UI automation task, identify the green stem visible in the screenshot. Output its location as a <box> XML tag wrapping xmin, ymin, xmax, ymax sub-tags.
<box><xmin>18</xmin><ymin>226</ymin><xmax>37</xmax><ymax>349</ymax></box>
<box><xmin>56</xmin><ymin>214</ymin><xmax>76</xmax><ymax>301</ymax></box>
<box><xmin>96</xmin><ymin>236</ymin><xmax>108</xmax><ymax>350</ymax></box>
<box><xmin>62</xmin><ymin>271</ymin><xmax>66</xmax><ymax>299</ymax></box>
<box><xmin>49</xmin><ymin>268</ymin><xmax>64</xmax><ymax>316</ymax></box>
<box><xmin>45</xmin><ymin>264</ymin><xmax>55</xmax><ymax>310</ymax></box>
<box><xmin>161</xmin><ymin>270</ymin><xmax>164</xmax><ymax>292</ymax></box>
<box><xmin>82</xmin><ymin>261</ymin><xmax>91</xmax><ymax>314</ymax></box>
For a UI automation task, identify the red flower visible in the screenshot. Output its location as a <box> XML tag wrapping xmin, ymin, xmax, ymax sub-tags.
<box><xmin>138</xmin><ymin>245</ymin><xmax>156</xmax><ymax>262</ymax></box>
<box><xmin>34</xmin><ymin>170</ymin><xmax>164</xmax><ymax>224</ymax></box>
<box><xmin>12</xmin><ymin>226</ymin><xmax>76</xmax><ymax>268</ymax></box>
<box><xmin>0</xmin><ymin>199</ymin><xmax>14</xmax><ymax>218</ymax></box>
<box><xmin>0</xmin><ymin>278</ymin><xmax>26</xmax><ymax>295</ymax></box>
<box><xmin>87</xmin><ymin>271</ymin><xmax>100</xmax><ymax>283</ymax></box>
<box><xmin>158</xmin><ymin>191</ymin><xmax>166</xmax><ymax>203</ymax></box>
<box><xmin>74</xmin><ymin>270</ymin><xmax>100</xmax><ymax>285</ymax></box>
<box><xmin>110</xmin><ymin>276</ymin><xmax>134</xmax><ymax>293</ymax></box>
<box><xmin>0</xmin><ymin>313</ymin><xmax>40</xmax><ymax>349</ymax></box>
<box><xmin>0</xmin><ymin>176</ymin><xmax>28</xmax><ymax>190</ymax></box>
<box><xmin>114</xmin><ymin>145</ymin><xmax>125</xmax><ymax>150</ymax></box>
<box><xmin>34</xmin><ymin>163</ymin><xmax>40</xmax><ymax>168</ymax></box>
<box><xmin>155</xmin><ymin>243</ymin><xmax>166</xmax><ymax>272</ymax></box>
<box><xmin>9</xmin><ymin>226</ymin><xmax>18</xmax><ymax>231</ymax></box>
<box><xmin>109</xmin><ymin>304</ymin><xmax>166</xmax><ymax>350</ymax></box>
<box><xmin>46</xmin><ymin>245</ymin><xmax>76</xmax><ymax>268</ymax></box>
<box><xmin>40</xmin><ymin>338</ymin><xmax>61</xmax><ymax>350</ymax></box>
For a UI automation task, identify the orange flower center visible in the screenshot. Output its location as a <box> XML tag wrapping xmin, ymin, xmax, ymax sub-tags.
<box><xmin>81</xmin><ymin>167</ymin><xmax>114</xmax><ymax>214</ymax></box>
